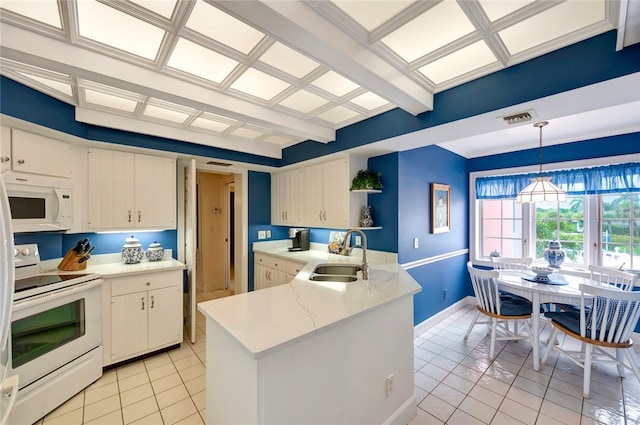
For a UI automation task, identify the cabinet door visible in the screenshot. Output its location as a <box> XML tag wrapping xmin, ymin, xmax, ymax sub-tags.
<box><xmin>111</xmin><ymin>292</ymin><xmax>148</xmax><ymax>360</ymax></box>
<box><xmin>0</xmin><ymin>126</ymin><xmax>10</xmax><ymax>172</ymax></box>
<box><xmin>11</xmin><ymin>129</ymin><xmax>73</xmax><ymax>177</ymax></box>
<box><xmin>255</xmin><ymin>264</ymin><xmax>268</xmax><ymax>290</ymax></box>
<box><xmin>271</xmin><ymin>173</ymin><xmax>283</xmax><ymax>225</ymax></box>
<box><xmin>285</xmin><ymin>169</ymin><xmax>304</xmax><ymax>225</ymax></box>
<box><xmin>88</xmin><ymin>149</ymin><xmax>135</xmax><ymax>229</ymax></box>
<box><xmin>134</xmin><ymin>154</ymin><xmax>176</xmax><ymax>229</ymax></box>
<box><xmin>322</xmin><ymin>159</ymin><xmax>349</xmax><ymax>227</ymax></box>
<box><xmin>148</xmin><ymin>286</ymin><xmax>182</xmax><ymax>349</ymax></box>
<box><xmin>304</xmin><ymin>163</ymin><xmax>325</xmax><ymax>227</ymax></box>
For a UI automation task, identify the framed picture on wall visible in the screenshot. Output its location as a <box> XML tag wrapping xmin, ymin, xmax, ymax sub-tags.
<box><xmin>431</xmin><ymin>183</ymin><xmax>450</xmax><ymax>234</ymax></box>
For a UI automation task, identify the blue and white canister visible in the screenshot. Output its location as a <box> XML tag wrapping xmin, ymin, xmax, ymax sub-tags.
<box><xmin>543</xmin><ymin>240</ymin><xmax>565</xmax><ymax>268</ymax></box>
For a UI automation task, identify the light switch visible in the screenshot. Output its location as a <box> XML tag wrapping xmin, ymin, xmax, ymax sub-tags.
<box><xmin>258</xmin><ymin>230</ymin><xmax>266</xmax><ymax>239</ymax></box>
<box><xmin>266</xmin><ymin>230</ymin><xmax>271</xmax><ymax>238</ymax></box>
<box><xmin>413</xmin><ymin>238</ymin><xmax>419</xmax><ymax>249</ymax></box>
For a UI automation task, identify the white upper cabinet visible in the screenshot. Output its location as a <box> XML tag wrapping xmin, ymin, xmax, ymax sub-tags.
<box><xmin>304</xmin><ymin>159</ymin><xmax>349</xmax><ymax>228</ymax></box>
<box><xmin>2</xmin><ymin>128</ymin><xmax>73</xmax><ymax>178</ymax></box>
<box><xmin>88</xmin><ymin>148</ymin><xmax>176</xmax><ymax>230</ymax></box>
<box><xmin>271</xmin><ymin>169</ymin><xmax>303</xmax><ymax>226</ymax></box>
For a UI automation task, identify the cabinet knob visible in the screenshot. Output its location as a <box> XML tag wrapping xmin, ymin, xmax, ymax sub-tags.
<box><xmin>17</xmin><ymin>159</ymin><xmax>25</xmax><ymax>164</ymax></box>
<box><xmin>146</xmin><ymin>281</ymin><xmax>151</xmax><ymax>286</ymax></box>
<box><xmin>0</xmin><ymin>156</ymin><xmax>9</xmax><ymax>163</ymax></box>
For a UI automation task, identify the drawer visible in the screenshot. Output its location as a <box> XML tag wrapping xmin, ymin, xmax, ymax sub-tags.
<box><xmin>255</xmin><ymin>253</ymin><xmax>286</xmax><ymax>272</ymax></box>
<box><xmin>110</xmin><ymin>270</ymin><xmax>182</xmax><ymax>296</ymax></box>
<box><xmin>287</xmin><ymin>261</ymin><xmax>305</xmax><ymax>276</ymax></box>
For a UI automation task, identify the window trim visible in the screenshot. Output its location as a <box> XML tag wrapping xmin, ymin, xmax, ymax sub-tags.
<box><xmin>469</xmin><ymin>153</ymin><xmax>640</xmax><ymax>268</ymax></box>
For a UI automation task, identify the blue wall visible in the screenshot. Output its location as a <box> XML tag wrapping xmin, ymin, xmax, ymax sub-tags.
<box><xmin>15</xmin><ymin>231</ymin><xmax>177</xmax><ymax>261</ymax></box>
<box><xmin>396</xmin><ymin>146</ymin><xmax>471</xmax><ymax>324</ymax></box>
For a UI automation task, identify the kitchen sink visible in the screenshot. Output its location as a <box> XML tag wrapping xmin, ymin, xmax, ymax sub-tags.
<box><xmin>309</xmin><ymin>274</ymin><xmax>358</xmax><ymax>282</ymax></box>
<box><xmin>311</xmin><ymin>264</ymin><xmax>362</xmax><ymax>275</ymax></box>
<box><xmin>308</xmin><ymin>263</ymin><xmax>361</xmax><ymax>283</ymax></box>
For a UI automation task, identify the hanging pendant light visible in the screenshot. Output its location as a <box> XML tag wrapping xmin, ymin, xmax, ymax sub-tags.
<box><xmin>517</xmin><ymin>121</ymin><xmax>567</xmax><ymax>203</ymax></box>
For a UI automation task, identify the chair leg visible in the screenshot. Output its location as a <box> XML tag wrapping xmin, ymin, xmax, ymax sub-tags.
<box><xmin>583</xmin><ymin>344</ymin><xmax>593</xmax><ymax>399</ymax></box>
<box><xmin>541</xmin><ymin>327</ymin><xmax>559</xmax><ymax>365</ymax></box>
<box><xmin>464</xmin><ymin>311</ymin><xmax>480</xmax><ymax>339</ymax></box>
<box><xmin>616</xmin><ymin>349</ymin><xmax>626</xmax><ymax>378</ymax></box>
<box><xmin>489</xmin><ymin>319</ymin><xmax>497</xmax><ymax>361</ymax></box>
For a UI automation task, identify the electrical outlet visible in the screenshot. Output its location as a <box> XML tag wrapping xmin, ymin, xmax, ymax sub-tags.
<box><xmin>266</xmin><ymin>230</ymin><xmax>271</xmax><ymax>238</ymax></box>
<box><xmin>385</xmin><ymin>374</ymin><xmax>394</xmax><ymax>397</ymax></box>
<box><xmin>413</xmin><ymin>238</ymin><xmax>419</xmax><ymax>249</ymax></box>
<box><xmin>258</xmin><ymin>230</ymin><xmax>266</xmax><ymax>240</ymax></box>
<box><xmin>355</xmin><ymin>235</ymin><xmax>362</xmax><ymax>246</ymax></box>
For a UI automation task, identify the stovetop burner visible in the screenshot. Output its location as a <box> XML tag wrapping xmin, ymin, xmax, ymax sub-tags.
<box><xmin>15</xmin><ymin>273</ymin><xmax>94</xmax><ymax>293</ymax></box>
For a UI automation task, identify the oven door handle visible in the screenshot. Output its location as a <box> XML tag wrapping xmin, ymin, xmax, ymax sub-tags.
<box><xmin>12</xmin><ymin>278</ymin><xmax>103</xmax><ymax>312</ymax></box>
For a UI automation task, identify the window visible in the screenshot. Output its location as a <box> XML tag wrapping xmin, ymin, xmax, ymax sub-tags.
<box><xmin>534</xmin><ymin>197</ymin><xmax>584</xmax><ymax>265</ymax></box>
<box><xmin>480</xmin><ymin>199</ymin><xmax>522</xmax><ymax>257</ymax></box>
<box><xmin>601</xmin><ymin>193</ymin><xmax>640</xmax><ymax>269</ymax></box>
<box><xmin>472</xmin><ymin>157</ymin><xmax>640</xmax><ymax>268</ymax></box>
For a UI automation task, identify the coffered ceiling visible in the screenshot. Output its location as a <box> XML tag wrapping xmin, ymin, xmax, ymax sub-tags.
<box><xmin>1</xmin><ymin>0</ymin><xmax>639</xmax><ymax>160</ymax></box>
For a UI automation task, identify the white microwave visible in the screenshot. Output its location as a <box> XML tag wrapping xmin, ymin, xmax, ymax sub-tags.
<box><xmin>2</xmin><ymin>172</ymin><xmax>73</xmax><ymax>233</ymax></box>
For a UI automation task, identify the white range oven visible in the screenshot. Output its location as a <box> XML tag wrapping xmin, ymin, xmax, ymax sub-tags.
<box><xmin>8</xmin><ymin>244</ymin><xmax>103</xmax><ymax>425</ymax></box>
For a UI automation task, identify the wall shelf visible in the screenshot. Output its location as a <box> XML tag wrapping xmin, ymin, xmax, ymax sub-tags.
<box><xmin>350</xmin><ymin>189</ymin><xmax>382</xmax><ymax>194</ymax></box>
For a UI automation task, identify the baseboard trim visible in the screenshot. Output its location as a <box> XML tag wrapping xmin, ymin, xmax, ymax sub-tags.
<box><xmin>413</xmin><ymin>296</ymin><xmax>474</xmax><ymax>339</ymax></box>
<box><xmin>382</xmin><ymin>395</ymin><xmax>416</xmax><ymax>425</ymax></box>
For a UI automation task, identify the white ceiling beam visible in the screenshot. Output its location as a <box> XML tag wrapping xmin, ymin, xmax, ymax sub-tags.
<box><xmin>0</xmin><ymin>23</ymin><xmax>335</xmax><ymax>144</ymax></box>
<box><xmin>76</xmin><ymin>107</ymin><xmax>284</xmax><ymax>159</ymax></box>
<box><xmin>215</xmin><ymin>0</ymin><xmax>434</xmax><ymax>116</ymax></box>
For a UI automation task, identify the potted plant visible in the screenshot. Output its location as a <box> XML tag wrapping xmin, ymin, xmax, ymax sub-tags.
<box><xmin>350</xmin><ymin>168</ymin><xmax>383</xmax><ymax>191</ymax></box>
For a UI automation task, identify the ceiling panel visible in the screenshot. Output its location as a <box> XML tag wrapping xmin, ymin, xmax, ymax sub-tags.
<box><xmin>381</xmin><ymin>1</ymin><xmax>475</xmax><ymax>63</ymax></box>
<box><xmin>76</xmin><ymin>0</ymin><xmax>165</xmax><ymax>61</ymax></box>
<box><xmin>0</xmin><ymin>0</ymin><xmax>635</xmax><ymax>160</ymax></box>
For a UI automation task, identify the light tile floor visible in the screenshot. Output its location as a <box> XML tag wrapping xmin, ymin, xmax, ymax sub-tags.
<box><xmin>35</xmin><ymin>301</ymin><xmax>640</xmax><ymax>425</ymax></box>
<box><xmin>410</xmin><ymin>304</ymin><xmax>640</xmax><ymax>425</ymax></box>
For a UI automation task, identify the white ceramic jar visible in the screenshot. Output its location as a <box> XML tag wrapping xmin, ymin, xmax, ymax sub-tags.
<box><xmin>122</xmin><ymin>235</ymin><xmax>144</xmax><ymax>264</ymax></box>
<box><xmin>146</xmin><ymin>241</ymin><xmax>164</xmax><ymax>262</ymax></box>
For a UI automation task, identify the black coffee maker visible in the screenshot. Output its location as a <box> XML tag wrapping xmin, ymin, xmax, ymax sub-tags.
<box><xmin>288</xmin><ymin>228</ymin><xmax>310</xmax><ymax>251</ymax></box>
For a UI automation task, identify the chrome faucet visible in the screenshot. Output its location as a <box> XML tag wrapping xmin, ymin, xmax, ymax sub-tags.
<box><xmin>340</xmin><ymin>229</ymin><xmax>369</xmax><ymax>280</ymax></box>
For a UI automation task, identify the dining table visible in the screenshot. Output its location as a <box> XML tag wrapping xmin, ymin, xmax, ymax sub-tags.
<box><xmin>496</xmin><ymin>270</ymin><xmax>592</xmax><ymax>371</ymax></box>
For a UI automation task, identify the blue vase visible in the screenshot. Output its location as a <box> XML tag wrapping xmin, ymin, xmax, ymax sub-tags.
<box><xmin>544</xmin><ymin>240</ymin><xmax>565</xmax><ymax>268</ymax></box>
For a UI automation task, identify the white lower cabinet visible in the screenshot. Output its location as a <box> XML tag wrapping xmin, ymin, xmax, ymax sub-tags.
<box><xmin>104</xmin><ymin>269</ymin><xmax>183</xmax><ymax>365</ymax></box>
<box><xmin>254</xmin><ymin>253</ymin><xmax>305</xmax><ymax>290</ymax></box>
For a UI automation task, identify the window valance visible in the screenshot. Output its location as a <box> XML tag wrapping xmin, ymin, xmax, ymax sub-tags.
<box><xmin>476</xmin><ymin>162</ymin><xmax>640</xmax><ymax>199</ymax></box>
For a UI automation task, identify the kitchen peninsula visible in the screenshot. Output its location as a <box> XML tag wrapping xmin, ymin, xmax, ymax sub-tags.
<box><xmin>198</xmin><ymin>242</ymin><xmax>421</xmax><ymax>425</ymax></box>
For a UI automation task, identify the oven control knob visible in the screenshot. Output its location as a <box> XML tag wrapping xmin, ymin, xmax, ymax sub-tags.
<box><xmin>21</xmin><ymin>248</ymin><xmax>31</xmax><ymax>256</ymax></box>
<box><xmin>14</xmin><ymin>248</ymin><xmax>19</xmax><ymax>257</ymax></box>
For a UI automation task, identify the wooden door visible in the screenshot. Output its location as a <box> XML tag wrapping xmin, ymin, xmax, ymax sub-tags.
<box><xmin>198</xmin><ymin>172</ymin><xmax>226</xmax><ymax>291</ymax></box>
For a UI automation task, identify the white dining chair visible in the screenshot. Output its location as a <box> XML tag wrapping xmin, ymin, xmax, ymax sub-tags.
<box><xmin>490</xmin><ymin>256</ymin><xmax>533</xmax><ymax>272</ymax></box>
<box><xmin>542</xmin><ymin>283</ymin><xmax>640</xmax><ymax>398</ymax></box>
<box><xmin>464</xmin><ymin>262</ymin><xmax>533</xmax><ymax>360</ymax></box>
<box><xmin>557</xmin><ymin>265</ymin><xmax>638</xmax><ymax>313</ymax></box>
<box><xmin>589</xmin><ymin>265</ymin><xmax>637</xmax><ymax>291</ymax></box>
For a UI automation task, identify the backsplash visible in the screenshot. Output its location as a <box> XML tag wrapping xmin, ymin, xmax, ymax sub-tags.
<box><xmin>14</xmin><ymin>230</ymin><xmax>177</xmax><ymax>261</ymax></box>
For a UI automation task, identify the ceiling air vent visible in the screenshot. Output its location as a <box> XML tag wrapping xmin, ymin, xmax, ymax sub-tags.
<box><xmin>206</xmin><ymin>161</ymin><xmax>232</xmax><ymax>167</ymax></box>
<box><xmin>502</xmin><ymin>111</ymin><xmax>532</xmax><ymax>125</ymax></box>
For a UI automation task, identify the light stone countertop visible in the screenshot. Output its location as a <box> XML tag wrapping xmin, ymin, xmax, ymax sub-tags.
<box><xmin>198</xmin><ymin>241</ymin><xmax>421</xmax><ymax>359</ymax></box>
<box><xmin>40</xmin><ymin>250</ymin><xmax>185</xmax><ymax>278</ymax></box>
